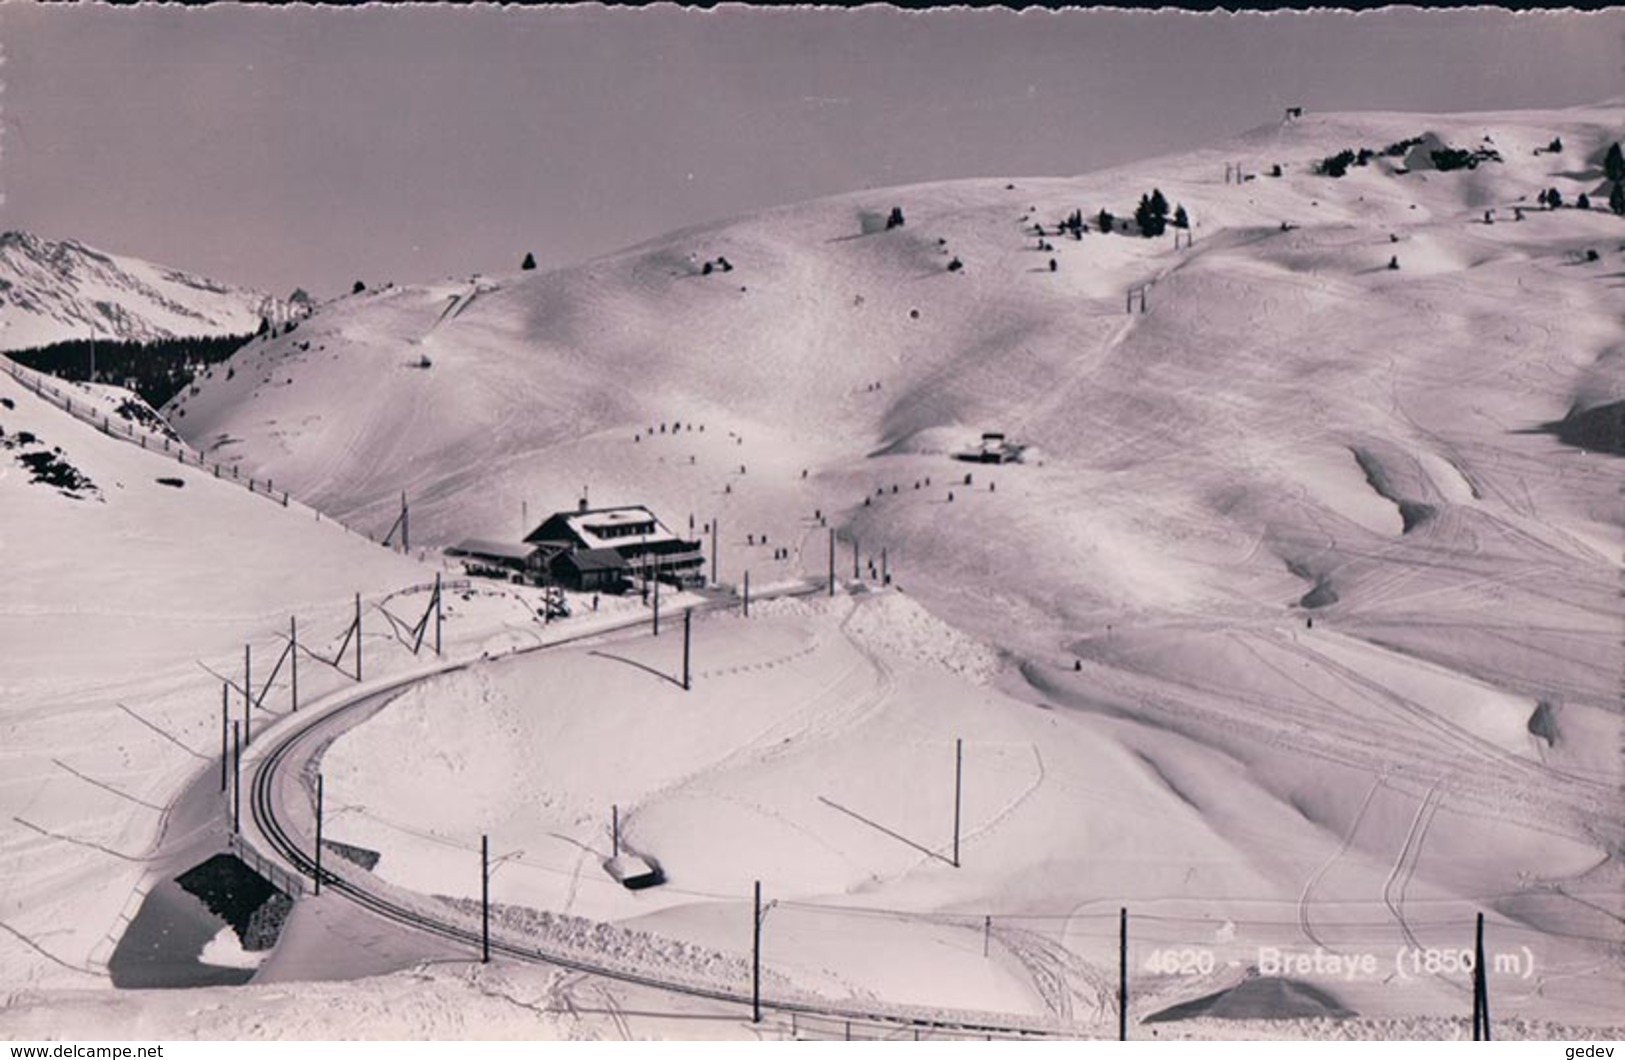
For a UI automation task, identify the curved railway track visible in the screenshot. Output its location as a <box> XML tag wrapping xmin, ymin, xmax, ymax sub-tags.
<box><xmin>245</xmin><ymin>598</ymin><xmax>1075</xmax><ymax>1041</ymax></box>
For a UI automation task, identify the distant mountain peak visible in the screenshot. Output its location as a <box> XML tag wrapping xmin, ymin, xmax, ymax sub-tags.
<box><xmin>0</xmin><ymin>231</ymin><xmax>303</xmax><ymax>352</ymax></box>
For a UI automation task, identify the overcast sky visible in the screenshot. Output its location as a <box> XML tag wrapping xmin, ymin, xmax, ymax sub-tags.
<box><xmin>5</xmin><ymin>5</ymin><xmax>1622</xmax><ymax>297</ymax></box>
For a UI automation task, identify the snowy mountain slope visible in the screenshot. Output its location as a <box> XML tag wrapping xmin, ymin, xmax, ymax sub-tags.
<box><xmin>0</xmin><ymin>101</ymin><xmax>1613</xmax><ymax>1037</ymax></box>
<box><xmin>0</xmin><ymin>231</ymin><xmax>296</xmax><ymax>352</ymax></box>
<box><xmin>159</xmin><ymin>102</ymin><xmax>1625</xmax><ymax>1029</ymax></box>
<box><xmin>0</xmin><ymin>366</ymin><xmax>438</xmax><ymax>992</ymax></box>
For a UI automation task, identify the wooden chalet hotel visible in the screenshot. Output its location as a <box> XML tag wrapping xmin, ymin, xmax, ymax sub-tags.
<box><xmin>448</xmin><ymin>500</ymin><xmax>706</xmax><ymax>593</ymax></box>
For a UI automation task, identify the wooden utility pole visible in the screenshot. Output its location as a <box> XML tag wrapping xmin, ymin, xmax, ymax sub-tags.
<box><xmin>401</xmin><ymin>491</ymin><xmax>409</xmax><ymax>553</ymax></box>
<box><xmin>290</xmin><ymin>617</ymin><xmax>299</xmax><ymax>712</ymax></box>
<box><xmin>881</xmin><ymin>547</ymin><xmax>888</xmax><ymax>585</ymax></box>
<box><xmin>244</xmin><ymin>644</ymin><xmax>253</xmax><ymax>744</ymax></box>
<box><xmin>827</xmin><ymin>527</ymin><xmax>835</xmax><ymax>597</ymax></box>
<box><xmin>1474</xmin><ymin>912</ymin><xmax>1491</xmax><ymax>1040</ymax></box>
<box><xmin>232</xmin><ymin>721</ymin><xmax>241</xmax><ymax>834</ymax></box>
<box><xmin>682</xmin><ymin>609</ymin><xmax>692</xmax><ymax>691</ymax></box>
<box><xmin>481</xmin><ymin>834</ymin><xmax>490</xmax><ymax>964</ymax></box>
<box><xmin>743</xmin><ymin>571</ymin><xmax>750</xmax><ymax>617</ymax></box>
<box><xmin>752</xmin><ymin>879</ymin><xmax>763</xmax><ymax>1023</ymax></box>
<box><xmin>983</xmin><ymin>915</ymin><xmax>991</xmax><ymax>958</ymax></box>
<box><xmin>220</xmin><ymin>685</ymin><xmax>229</xmax><ymax>792</ymax></box>
<box><xmin>652</xmin><ymin>563</ymin><xmax>660</xmax><ymax>637</ymax></box>
<box><xmin>612</xmin><ymin>805</ymin><xmax>620</xmax><ymax>858</ymax></box>
<box><xmin>853</xmin><ymin>538</ymin><xmax>860</xmax><ymax>580</ymax></box>
<box><xmin>711</xmin><ymin>518</ymin><xmax>719</xmax><ymax>586</ymax></box>
<box><xmin>433</xmin><ymin>572</ymin><xmax>443</xmax><ymax>656</ymax></box>
<box><xmin>355</xmin><ymin>593</ymin><xmax>363</xmax><ymax>680</ymax></box>
<box><xmin>952</xmin><ymin>738</ymin><xmax>963</xmax><ymax>868</ymax></box>
<box><xmin>1119</xmin><ymin>907</ymin><xmax>1129</xmax><ymax>1040</ymax></box>
<box><xmin>314</xmin><ymin>774</ymin><xmax>324</xmax><ymax>896</ymax></box>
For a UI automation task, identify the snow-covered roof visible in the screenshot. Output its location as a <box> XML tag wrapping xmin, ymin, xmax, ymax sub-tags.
<box><xmin>527</xmin><ymin>505</ymin><xmax>683</xmax><ymax>549</ymax></box>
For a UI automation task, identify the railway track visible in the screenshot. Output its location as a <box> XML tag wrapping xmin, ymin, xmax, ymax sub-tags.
<box><xmin>245</xmin><ymin>592</ymin><xmax>1078</xmax><ymax>1041</ymax></box>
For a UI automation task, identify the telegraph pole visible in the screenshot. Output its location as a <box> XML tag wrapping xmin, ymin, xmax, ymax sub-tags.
<box><xmin>314</xmin><ymin>774</ymin><xmax>324</xmax><ymax>896</ymax></box>
<box><xmin>481</xmin><ymin>834</ymin><xmax>490</xmax><ymax>964</ymax></box>
<box><xmin>711</xmin><ymin>518</ymin><xmax>719</xmax><ymax>586</ymax></box>
<box><xmin>401</xmin><ymin>492</ymin><xmax>409</xmax><ymax>554</ymax></box>
<box><xmin>827</xmin><ymin>527</ymin><xmax>835</xmax><ymax>597</ymax></box>
<box><xmin>652</xmin><ymin>563</ymin><xmax>660</xmax><ymax>637</ymax></box>
<box><xmin>434</xmin><ymin>572</ymin><xmax>443</xmax><ymax>656</ymax></box>
<box><xmin>752</xmin><ymin>880</ymin><xmax>763</xmax><ymax>1023</ymax></box>
<box><xmin>682</xmin><ymin>609</ymin><xmax>692</xmax><ymax>691</ymax></box>
<box><xmin>1119</xmin><ymin>907</ymin><xmax>1129</xmax><ymax>1040</ymax></box>
<box><xmin>1474</xmin><ymin>912</ymin><xmax>1491</xmax><ymax>1040</ymax></box>
<box><xmin>743</xmin><ymin>571</ymin><xmax>750</xmax><ymax>617</ymax></box>
<box><xmin>355</xmin><ymin>593</ymin><xmax>363</xmax><ymax>680</ymax></box>
<box><xmin>853</xmin><ymin>538</ymin><xmax>860</xmax><ymax>580</ymax></box>
<box><xmin>220</xmin><ymin>687</ymin><xmax>229</xmax><ymax>791</ymax></box>
<box><xmin>612</xmin><ymin>805</ymin><xmax>620</xmax><ymax>858</ymax></box>
<box><xmin>231</xmin><ymin>721</ymin><xmax>241</xmax><ymax>834</ymax></box>
<box><xmin>244</xmin><ymin>644</ymin><xmax>253</xmax><ymax>744</ymax></box>
<box><xmin>290</xmin><ymin>616</ymin><xmax>299</xmax><ymax>712</ymax></box>
<box><xmin>952</xmin><ymin>737</ymin><xmax>963</xmax><ymax>868</ymax></box>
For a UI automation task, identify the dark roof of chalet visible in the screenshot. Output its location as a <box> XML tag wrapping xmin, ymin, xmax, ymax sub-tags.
<box><xmin>554</xmin><ymin>547</ymin><xmax>629</xmax><ymax>572</ymax></box>
<box><xmin>447</xmin><ymin>538</ymin><xmax>536</xmax><ymax>562</ymax></box>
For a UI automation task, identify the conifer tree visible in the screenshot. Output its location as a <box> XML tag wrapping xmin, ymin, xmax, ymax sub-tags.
<box><xmin>1605</xmin><ymin>142</ymin><xmax>1624</xmax><ymax>184</ymax></box>
<box><xmin>521</xmin><ymin>252</ymin><xmax>537</xmax><ymax>270</ymax></box>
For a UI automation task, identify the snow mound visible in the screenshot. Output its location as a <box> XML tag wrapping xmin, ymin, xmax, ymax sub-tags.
<box><xmin>843</xmin><ymin>590</ymin><xmax>1001</xmax><ymax>684</ymax></box>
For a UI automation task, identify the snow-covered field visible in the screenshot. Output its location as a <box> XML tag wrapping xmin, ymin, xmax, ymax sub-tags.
<box><xmin>3</xmin><ymin>103</ymin><xmax>1622</xmax><ymax>1039</ymax></box>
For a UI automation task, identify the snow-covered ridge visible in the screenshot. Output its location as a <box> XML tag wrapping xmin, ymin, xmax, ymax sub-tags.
<box><xmin>0</xmin><ymin>230</ymin><xmax>300</xmax><ymax>352</ymax></box>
